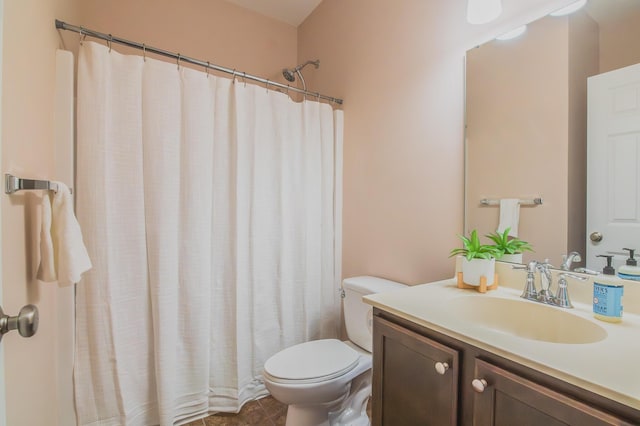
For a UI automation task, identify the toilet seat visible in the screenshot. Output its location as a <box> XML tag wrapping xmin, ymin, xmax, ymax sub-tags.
<box><xmin>264</xmin><ymin>339</ymin><xmax>360</xmax><ymax>384</ymax></box>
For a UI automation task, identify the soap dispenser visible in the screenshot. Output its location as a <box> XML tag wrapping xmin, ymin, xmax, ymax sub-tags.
<box><xmin>618</xmin><ymin>248</ymin><xmax>640</xmax><ymax>281</ymax></box>
<box><xmin>597</xmin><ymin>254</ymin><xmax>615</xmax><ymax>275</ymax></box>
<box><xmin>594</xmin><ymin>254</ymin><xmax>624</xmax><ymax>323</ymax></box>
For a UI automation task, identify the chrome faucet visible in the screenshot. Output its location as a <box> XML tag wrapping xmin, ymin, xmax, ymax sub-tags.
<box><xmin>536</xmin><ymin>260</ymin><xmax>556</xmax><ymax>305</ymax></box>
<box><xmin>516</xmin><ymin>259</ymin><xmax>584</xmax><ymax>309</ymax></box>
<box><xmin>561</xmin><ymin>251</ymin><xmax>582</xmax><ymax>271</ymax></box>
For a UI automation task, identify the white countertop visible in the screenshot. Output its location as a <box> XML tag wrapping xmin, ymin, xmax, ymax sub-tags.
<box><xmin>363</xmin><ymin>269</ymin><xmax>640</xmax><ymax>411</ymax></box>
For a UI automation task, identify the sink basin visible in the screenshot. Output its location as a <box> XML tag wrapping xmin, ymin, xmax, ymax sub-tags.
<box><xmin>448</xmin><ymin>296</ymin><xmax>608</xmax><ymax>344</ymax></box>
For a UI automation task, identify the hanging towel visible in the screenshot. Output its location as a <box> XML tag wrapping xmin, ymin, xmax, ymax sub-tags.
<box><xmin>497</xmin><ymin>198</ymin><xmax>520</xmax><ymax>238</ymax></box>
<box><xmin>38</xmin><ymin>183</ymin><xmax>92</xmax><ymax>286</ymax></box>
<box><xmin>37</xmin><ymin>192</ymin><xmax>57</xmax><ymax>282</ymax></box>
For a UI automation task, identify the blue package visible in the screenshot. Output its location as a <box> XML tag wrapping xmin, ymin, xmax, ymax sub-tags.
<box><xmin>593</xmin><ymin>282</ymin><xmax>624</xmax><ymax>321</ymax></box>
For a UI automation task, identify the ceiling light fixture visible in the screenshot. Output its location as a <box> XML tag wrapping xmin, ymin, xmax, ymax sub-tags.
<box><xmin>496</xmin><ymin>25</ymin><xmax>527</xmax><ymax>40</ymax></box>
<box><xmin>467</xmin><ymin>0</ymin><xmax>503</xmax><ymax>25</ymax></box>
<box><xmin>549</xmin><ymin>0</ymin><xmax>588</xmax><ymax>17</ymax></box>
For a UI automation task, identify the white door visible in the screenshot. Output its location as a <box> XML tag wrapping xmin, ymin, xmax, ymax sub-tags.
<box><xmin>587</xmin><ymin>63</ymin><xmax>640</xmax><ymax>271</ymax></box>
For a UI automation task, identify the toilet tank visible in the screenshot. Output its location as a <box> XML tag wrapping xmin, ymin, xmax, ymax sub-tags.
<box><xmin>343</xmin><ymin>276</ymin><xmax>406</xmax><ymax>352</ymax></box>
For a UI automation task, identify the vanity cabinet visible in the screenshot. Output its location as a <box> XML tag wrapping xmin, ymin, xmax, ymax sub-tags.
<box><xmin>472</xmin><ymin>358</ymin><xmax>630</xmax><ymax>426</ymax></box>
<box><xmin>372</xmin><ymin>316</ymin><xmax>459</xmax><ymax>426</ymax></box>
<box><xmin>372</xmin><ymin>310</ymin><xmax>640</xmax><ymax>426</ymax></box>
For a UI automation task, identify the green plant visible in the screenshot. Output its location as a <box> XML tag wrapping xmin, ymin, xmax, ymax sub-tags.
<box><xmin>449</xmin><ymin>229</ymin><xmax>500</xmax><ymax>261</ymax></box>
<box><xmin>485</xmin><ymin>227</ymin><xmax>533</xmax><ymax>257</ymax></box>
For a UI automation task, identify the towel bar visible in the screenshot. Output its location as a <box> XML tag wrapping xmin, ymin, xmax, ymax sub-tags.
<box><xmin>4</xmin><ymin>173</ymin><xmax>71</xmax><ymax>194</ymax></box>
<box><xmin>480</xmin><ymin>198</ymin><xmax>542</xmax><ymax>206</ymax></box>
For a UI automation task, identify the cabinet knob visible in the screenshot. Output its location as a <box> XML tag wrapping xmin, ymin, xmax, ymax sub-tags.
<box><xmin>472</xmin><ymin>378</ymin><xmax>488</xmax><ymax>393</ymax></box>
<box><xmin>434</xmin><ymin>362</ymin><xmax>449</xmax><ymax>375</ymax></box>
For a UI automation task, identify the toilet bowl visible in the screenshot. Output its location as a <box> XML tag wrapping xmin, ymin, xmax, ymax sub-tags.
<box><xmin>263</xmin><ymin>276</ymin><xmax>406</xmax><ymax>426</ymax></box>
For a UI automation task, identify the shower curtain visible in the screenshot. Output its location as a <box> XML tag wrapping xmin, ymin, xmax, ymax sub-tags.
<box><xmin>74</xmin><ymin>41</ymin><xmax>343</xmax><ymax>426</ymax></box>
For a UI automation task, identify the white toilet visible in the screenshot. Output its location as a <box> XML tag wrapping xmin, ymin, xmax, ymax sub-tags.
<box><xmin>263</xmin><ymin>276</ymin><xmax>406</xmax><ymax>426</ymax></box>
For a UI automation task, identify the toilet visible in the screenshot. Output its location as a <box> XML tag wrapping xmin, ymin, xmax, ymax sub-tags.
<box><xmin>263</xmin><ymin>276</ymin><xmax>406</xmax><ymax>426</ymax></box>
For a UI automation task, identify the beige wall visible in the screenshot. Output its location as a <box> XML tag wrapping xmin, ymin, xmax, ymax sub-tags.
<box><xmin>78</xmin><ymin>0</ymin><xmax>298</xmax><ymax>85</ymax></box>
<box><xmin>463</xmin><ymin>10</ymin><xmax>598</xmax><ymax>268</ymax></box>
<box><xmin>599</xmin><ymin>8</ymin><xmax>640</xmax><ymax>73</ymax></box>
<box><xmin>298</xmin><ymin>0</ymin><xmax>574</xmax><ymax>284</ymax></box>
<box><xmin>466</xmin><ymin>16</ymin><xmax>570</xmax><ymax>265</ymax></box>
<box><xmin>299</xmin><ymin>0</ymin><xmax>467</xmax><ymax>285</ymax></box>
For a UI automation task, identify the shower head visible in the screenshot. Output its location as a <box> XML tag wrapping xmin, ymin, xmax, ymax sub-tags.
<box><xmin>281</xmin><ymin>59</ymin><xmax>320</xmax><ymax>83</ymax></box>
<box><xmin>282</xmin><ymin>68</ymin><xmax>297</xmax><ymax>82</ymax></box>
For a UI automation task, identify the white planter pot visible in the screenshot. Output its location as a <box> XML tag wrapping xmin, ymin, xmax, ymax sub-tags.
<box><xmin>461</xmin><ymin>258</ymin><xmax>496</xmax><ymax>286</ymax></box>
<box><xmin>500</xmin><ymin>253</ymin><xmax>523</xmax><ymax>264</ymax></box>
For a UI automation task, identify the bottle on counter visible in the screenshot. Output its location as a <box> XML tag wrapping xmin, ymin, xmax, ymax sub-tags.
<box><xmin>593</xmin><ymin>281</ymin><xmax>623</xmax><ymax>323</ymax></box>
<box><xmin>618</xmin><ymin>248</ymin><xmax>640</xmax><ymax>281</ymax></box>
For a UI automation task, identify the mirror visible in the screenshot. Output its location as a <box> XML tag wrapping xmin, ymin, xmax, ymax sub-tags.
<box><xmin>465</xmin><ymin>0</ymin><xmax>640</xmax><ymax>270</ymax></box>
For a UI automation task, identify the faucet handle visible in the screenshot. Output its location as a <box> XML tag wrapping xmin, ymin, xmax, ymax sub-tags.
<box><xmin>555</xmin><ymin>273</ymin><xmax>588</xmax><ymax>308</ymax></box>
<box><xmin>511</xmin><ymin>263</ymin><xmax>529</xmax><ymax>270</ymax></box>
<box><xmin>560</xmin><ymin>272</ymin><xmax>588</xmax><ymax>282</ymax></box>
<box><xmin>536</xmin><ymin>261</ymin><xmax>556</xmax><ymax>304</ymax></box>
<box><xmin>536</xmin><ymin>261</ymin><xmax>552</xmax><ymax>285</ymax></box>
<box><xmin>519</xmin><ymin>261</ymin><xmax>539</xmax><ymax>301</ymax></box>
<box><xmin>512</xmin><ymin>261</ymin><xmax>539</xmax><ymax>273</ymax></box>
<box><xmin>573</xmin><ymin>267</ymin><xmax>599</xmax><ymax>275</ymax></box>
<box><xmin>540</xmin><ymin>258</ymin><xmax>555</xmax><ymax>269</ymax></box>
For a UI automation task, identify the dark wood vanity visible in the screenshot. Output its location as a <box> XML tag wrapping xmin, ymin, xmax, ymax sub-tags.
<box><xmin>372</xmin><ymin>309</ymin><xmax>640</xmax><ymax>426</ymax></box>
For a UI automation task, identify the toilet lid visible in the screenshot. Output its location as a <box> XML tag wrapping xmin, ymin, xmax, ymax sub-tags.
<box><xmin>264</xmin><ymin>339</ymin><xmax>360</xmax><ymax>382</ymax></box>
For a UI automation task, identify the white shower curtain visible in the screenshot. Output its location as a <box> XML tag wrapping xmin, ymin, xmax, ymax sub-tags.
<box><xmin>74</xmin><ymin>41</ymin><xmax>343</xmax><ymax>426</ymax></box>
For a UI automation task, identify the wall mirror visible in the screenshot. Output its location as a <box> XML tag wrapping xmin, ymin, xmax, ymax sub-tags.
<box><xmin>465</xmin><ymin>0</ymin><xmax>640</xmax><ymax>273</ymax></box>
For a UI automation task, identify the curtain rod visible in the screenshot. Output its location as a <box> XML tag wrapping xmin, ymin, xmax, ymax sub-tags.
<box><xmin>55</xmin><ymin>19</ymin><xmax>344</xmax><ymax>105</ymax></box>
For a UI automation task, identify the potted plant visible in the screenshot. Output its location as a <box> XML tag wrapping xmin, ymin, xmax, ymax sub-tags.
<box><xmin>485</xmin><ymin>227</ymin><xmax>533</xmax><ymax>264</ymax></box>
<box><xmin>450</xmin><ymin>229</ymin><xmax>500</xmax><ymax>286</ymax></box>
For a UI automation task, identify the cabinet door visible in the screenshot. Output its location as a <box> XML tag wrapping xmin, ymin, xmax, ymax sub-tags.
<box><xmin>471</xmin><ymin>358</ymin><xmax>634</xmax><ymax>426</ymax></box>
<box><xmin>373</xmin><ymin>316</ymin><xmax>459</xmax><ymax>426</ymax></box>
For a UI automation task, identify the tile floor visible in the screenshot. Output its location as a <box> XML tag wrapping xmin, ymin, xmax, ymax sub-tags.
<box><xmin>184</xmin><ymin>396</ymin><xmax>286</xmax><ymax>426</ymax></box>
<box><xmin>184</xmin><ymin>396</ymin><xmax>372</xmax><ymax>426</ymax></box>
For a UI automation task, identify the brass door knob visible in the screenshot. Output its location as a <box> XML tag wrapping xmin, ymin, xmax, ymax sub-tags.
<box><xmin>590</xmin><ymin>232</ymin><xmax>603</xmax><ymax>242</ymax></box>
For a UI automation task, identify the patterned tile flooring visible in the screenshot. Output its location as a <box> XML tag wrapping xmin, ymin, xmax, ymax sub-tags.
<box><xmin>184</xmin><ymin>396</ymin><xmax>287</xmax><ymax>426</ymax></box>
<box><xmin>184</xmin><ymin>396</ymin><xmax>372</xmax><ymax>426</ymax></box>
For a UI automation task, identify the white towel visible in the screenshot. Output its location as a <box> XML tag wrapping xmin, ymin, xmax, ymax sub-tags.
<box><xmin>38</xmin><ymin>182</ymin><xmax>92</xmax><ymax>286</ymax></box>
<box><xmin>37</xmin><ymin>192</ymin><xmax>57</xmax><ymax>282</ymax></box>
<box><xmin>497</xmin><ymin>198</ymin><xmax>520</xmax><ymax>238</ymax></box>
